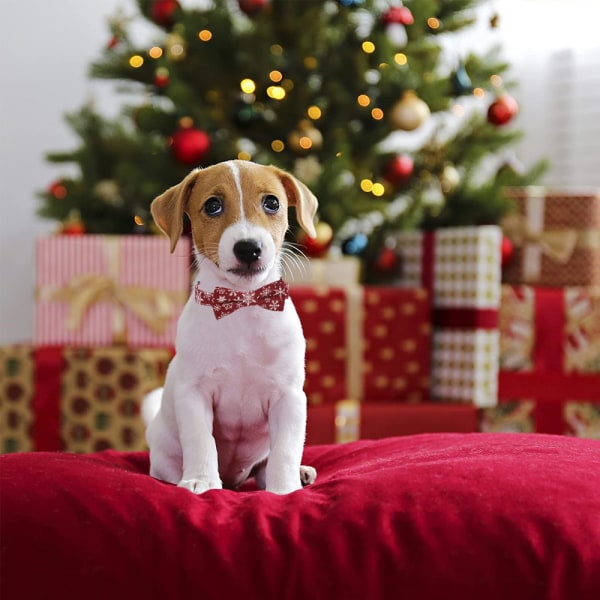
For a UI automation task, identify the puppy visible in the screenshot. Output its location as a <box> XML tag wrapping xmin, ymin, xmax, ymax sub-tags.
<box><xmin>145</xmin><ymin>160</ymin><xmax>318</xmax><ymax>494</ymax></box>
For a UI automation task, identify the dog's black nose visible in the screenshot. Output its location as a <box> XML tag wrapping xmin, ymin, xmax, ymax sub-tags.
<box><xmin>233</xmin><ymin>239</ymin><xmax>262</xmax><ymax>265</ymax></box>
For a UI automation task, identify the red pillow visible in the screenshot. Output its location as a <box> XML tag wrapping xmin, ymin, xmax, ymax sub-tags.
<box><xmin>2</xmin><ymin>433</ymin><xmax>600</xmax><ymax>600</ymax></box>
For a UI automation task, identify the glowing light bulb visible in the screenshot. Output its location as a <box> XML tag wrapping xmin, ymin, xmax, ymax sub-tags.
<box><xmin>240</xmin><ymin>78</ymin><xmax>256</xmax><ymax>94</ymax></box>
<box><xmin>394</xmin><ymin>53</ymin><xmax>408</xmax><ymax>65</ymax></box>
<box><xmin>357</xmin><ymin>94</ymin><xmax>371</xmax><ymax>107</ymax></box>
<box><xmin>427</xmin><ymin>17</ymin><xmax>440</xmax><ymax>30</ymax></box>
<box><xmin>271</xmin><ymin>140</ymin><xmax>285</xmax><ymax>152</ymax></box>
<box><xmin>148</xmin><ymin>46</ymin><xmax>163</xmax><ymax>59</ymax></box>
<box><xmin>237</xmin><ymin>151</ymin><xmax>252</xmax><ymax>161</ymax></box>
<box><xmin>129</xmin><ymin>55</ymin><xmax>144</xmax><ymax>68</ymax></box>
<box><xmin>198</xmin><ymin>30</ymin><xmax>212</xmax><ymax>42</ymax></box>
<box><xmin>371</xmin><ymin>108</ymin><xmax>384</xmax><ymax>120</ymax></box>
<box><xmin>134</xmin><ymin>215</ymin><xmax>144</xmax><ymax>226</ymax></box>
<box><xmin>299</xmin><ymin>136</ymin><xmax>312</xmax><ymax>150</ymax></box>
<box><xmin>307</xmin><ymin>106</ymin><xmax>322</xmax><ymax>119</ymax></box>
<box><xmin>473</xmin><ymin>87</ymin><xmax>485</xmax><ymax>99</ymax></box>
<box><xmin>269</xmin><ymin>70</ymin><xmax>283</xmax><ymax>83</ymax></box>
<box><xmin>361</xmin><ymin>179</ymin><xmax>374</xmax><ymax>193</ymax></box>
<box><xmin>371</xmin><ymin>183</ymin><xmax>385</xmax><ymax>197</ymax></box>
<box><xmin>490</xmin><ymin>74</ymin><xmax>503</xmax><ymax>87</ymax></box>
<box><xmin>267</xmin><ymin>86</ymin><xmax>286</xmax><ymax>100</ymax></box>
<box><xmin>362</xmin><ymin>41</ymin><xmax>376</xmax><ymax>54</ymax></box>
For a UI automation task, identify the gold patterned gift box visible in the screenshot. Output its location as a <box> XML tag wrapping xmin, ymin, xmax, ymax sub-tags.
<box><xmin>484</xmin><ymin>285</ymin><xmax>600</xmax><ymax>437</ymax></box>
<box><xmin>35</xmin><ymin>235</ymin><xmax>191</xmax><ymax>347</ymax></box>
<box><xmin>392</xmin><ymin>226</ymin><xmax>502</xmax><ymax>407</ymax></box>
<box><xmin>501</xmin><ymin>187</ymin><xmax>600</xmax><ymax>287</ymax></box>
<box><xmin>0</xmin><ymin>345</ymin><xmax>172</xmax><ymax>453</ymax></box>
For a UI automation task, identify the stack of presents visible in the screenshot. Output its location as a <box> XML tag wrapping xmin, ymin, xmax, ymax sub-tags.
<box><xmin>1</xmin><ymin>187</ymin><xmax>599</xmax><ymax>453</ymax></box>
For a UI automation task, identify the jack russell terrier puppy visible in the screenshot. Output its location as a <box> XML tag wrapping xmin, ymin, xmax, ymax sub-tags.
<box><xmin>144</xmin><ymin>160</ymin><xmax>318</xmax><ymax>495</ymax></box>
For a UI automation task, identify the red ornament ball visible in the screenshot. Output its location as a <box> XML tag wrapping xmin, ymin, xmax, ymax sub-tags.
<box><xmin>500</xmin><ymin>236</ymin><xmax>514</xmax><ymax>266</ymax></box>
<box><xmin>374</xmin><ymin>246</ymin><xmax>399</xmax><ymax>274</ymax></box>
<box><xmin>487</xmin><ymin>94</ymin><xmax>519</xmax><ymax>126</ymax></box>
<box><xmin>238</xmin><ymin>0</ymin><xmax>270</xmax><ymax>15</ymax></box>
<box><xmin>151</xmin><ymin>0</ymin><xmax>180</xmax><ymax>28</ymax></box>
<box><xmin>171</xmin><ymin>126</ymin><xmax>211</xmax><ymax>166</ymax></box>
<box><xmin>383</xmin><ymin>154</ymin><xmax>414</xmax><ymax>187</ymax></box>
<box><xmin>154</xmin><ymin>68</ymin><xmax>170</xmax><ymax>89</ymax></box>
<box><xmin>48</xmin><ymin>180</ymin><xmax>68</xmax><ymax>200</ymax></box>
<box><xmin>381</xmin><ymin>5</ymin><xmax>414</xmax><ymax>26</ymax></box>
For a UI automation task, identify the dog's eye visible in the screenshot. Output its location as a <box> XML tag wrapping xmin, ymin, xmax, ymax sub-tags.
<box><xmin>262</xmin><ymin>194</ymin><xmax>280</xmax><ymax>214</ymax></box>
<box><xmin>203</xmin><ymin>197</ymin><xmax>223</xmax><ymax>217</ymax></box>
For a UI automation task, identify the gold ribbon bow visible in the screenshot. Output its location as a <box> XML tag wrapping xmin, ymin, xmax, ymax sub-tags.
<box><xmin>47</xmin><ymin>274</ymin><xmax>183</xmax><ymax>343</ymax></box>
<box><xmin>501</xmin><ymin>213</ymin><xmax>579</xmax><ymax>265</ymax></box>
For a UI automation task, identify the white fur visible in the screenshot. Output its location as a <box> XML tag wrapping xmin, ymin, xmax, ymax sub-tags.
<box><xmin>144</xmin><ymin>161</ymin><xmax>317</xmax><ymax>494</ymax></box>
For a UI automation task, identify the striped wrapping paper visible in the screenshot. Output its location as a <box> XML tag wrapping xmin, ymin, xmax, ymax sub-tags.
<box><xmin>35</xmin><ymin>235</ymin><xmax>191</xmax><ymax>347</ymax></box>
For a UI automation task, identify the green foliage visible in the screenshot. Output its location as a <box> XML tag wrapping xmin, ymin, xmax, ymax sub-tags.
<box><xmin>40</xmin><ymin>0</ymin><xmax>543</xmax><ymax>243</ymax></box>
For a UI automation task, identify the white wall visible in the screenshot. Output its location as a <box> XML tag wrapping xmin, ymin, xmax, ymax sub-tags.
<box><xmin>1</xmin><ymin>0</ymin><xmax>599</xmax><ymax>344</ymax></box>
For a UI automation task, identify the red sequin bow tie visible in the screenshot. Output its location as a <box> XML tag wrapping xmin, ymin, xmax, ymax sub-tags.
<box><xmin>195</xmin><ymin>279</ymin><xmax>290</xmax><ymax>320</ymax></box>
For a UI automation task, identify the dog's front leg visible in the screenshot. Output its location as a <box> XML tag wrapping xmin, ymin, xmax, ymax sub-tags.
<box><xmin>175</xmin><ymin>393</ymin><xmax>222</xmax><ymax>494</ymax></box>
<box><xmin>265</xmin><ymin>393</ymin><xmax>307</xmax><ymax>494</ymax></box>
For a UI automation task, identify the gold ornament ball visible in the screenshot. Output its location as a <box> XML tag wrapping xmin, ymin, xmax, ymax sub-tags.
<box><xmin>440</xmin><ymin>164</ymin><xmax>460</xmax><ymax>194</ymax></box>
<box><xmin>166</xmin><ymin>32</ymin><xmax>187</xmax><ymax>62</ymax></box>
<box><xmin>288</xmin><ymin>120</ymin><xmax>323</xmax><ymax>154</ymax></box>
<box><xmin>297</xmin><ymin>220</ymin><xmax>333</xmax><ymax>258</ymax></box>
<box><xmin>389</xmin><ymin>91</ymin><xmax>431</xmax><ymax>131</ymax></box>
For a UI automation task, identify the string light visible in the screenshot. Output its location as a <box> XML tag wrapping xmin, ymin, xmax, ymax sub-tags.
<box><xmin>362</xmin><ymin>41</ymin><xmax>376</xmax><ymax>54</ymax></box>
<box><xmin>237</xmin><ymin>151</ymin><xmax>252</xmax><ymax>160</ymax></box>
<box><xmin>129</xmin><ymin>55</ymin><xmax>144</xmax><ymax>68</ymax></box>
<box><xmin>270</xmin><ymin>44</ymin><xmax>283</xmax><ymax>56</ymax></box>
<box><xmin>394</xmin><ymin>53</ymin><xmax>408</xmax><ymax>65</ymax></box>
<box><xmin>473</xmin><ymin>87</ymin><xmax>485</xmax><ymax>98</ymax></box>
<box><xmin>298</xmin><ymin>136</ymin><xmax>313</xmax><ymax>150</ymax></box>
<box><xmin>427</xmin><ymin>17</ymin><xmax>440</xmax><ymax>30</ymax></box>
<box><xmin>371</xmin><ymin>108</ymin><xmax>384</xmax><ymax>120</ymax></box>
<box><xmin>357</xmin><ymin>94</ymin><xmax>371</xmax><ymax>107</ymax></box>
<box><xmin>269</xmin><ymin>70</ymin><xmax>283</xmax><ymax>83</ymax></box>
<box><xmin>148</xmin><ymin>46</ymin><xmax>163</xmax><ymax>59</ymax></box>
<box><xmin>267</xmin><ymin>86</ymin><xmax>286</xmax><ymax>100</ymax></box>
<box><xmin>360</xmin><ymin>179</ymin><xmax>373</xmax><ymax>192</ymax></box>
<box><xmin>307</xmin><ymin>106</ymin><xmax>322</xmax><ymax>119</ymax></box>
<box><xmin>490</xmin><ymin>74</ymin><xmax>503</xmax><ymax>87</ymax></box>
<box><xmin>240</xmin><ymin>78</ymin><xmax>256</xmax><ymax>94</ymax></box>
<box><xmin>304</xmin><ymin>56</ymin><xmax>318</xmax><ymax>69</ymax></box>
<box><xmin>371</xmin><ymin>183</ymin><xmax>385</xmax><ymax>197</ymax></box>
<box><xmin>198</xmin><ymin>29</ymin><xmax>212</xmax><ymax>42</ymax></box>
<box><xmin>134</xmin><ymin>215</ymin><xmax>144</xmax><ymax>226</ymax></box>
<box><xmin>271</xmin><ymin>140</ymin><xmax>285</xmax><ymax>152</ymax></box>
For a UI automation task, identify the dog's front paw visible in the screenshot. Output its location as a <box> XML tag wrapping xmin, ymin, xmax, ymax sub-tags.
<box><xmin>178</xmin><ymin>478</ymin><xmax>222</xmax><ymax>494</ymax></box>
<box><xmin>300</xmin><ymin>465</ymin><xmax>317</xmax><ymax>486</ymax></box>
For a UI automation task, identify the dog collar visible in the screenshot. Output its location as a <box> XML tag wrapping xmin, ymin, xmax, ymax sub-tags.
<box><xmin>194</xmin><ymin>279</ymin><xmax>290</xmax><ymax>320</ymax></box>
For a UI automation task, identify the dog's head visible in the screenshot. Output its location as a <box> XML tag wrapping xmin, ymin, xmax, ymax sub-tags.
<box><xmin>151</xmin><ymin>160</ymin><xmax>318</xmax><ymax>286</ymax></box>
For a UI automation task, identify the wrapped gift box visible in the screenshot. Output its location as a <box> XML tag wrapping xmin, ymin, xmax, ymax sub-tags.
<box><xmin>306</xmin><ymin>400</ymin><xmax>478</xmax><ymax>445</ymax></box>
<box><xmin>35</xmin><ymin>235</ymin><xmax>191</xmax><ymax>347</ymax></box>
<box><xmin>392</xmin><ymin>226</ymin><xmax>502</xmax><ymax>407</ymax></box>
<box><xmin>0</xmin><ymin>345</ymin><xmax>172</xmax><ymax>453</ymax></box>
<box><xmin>502</xmin><ymin>187</ymin><xmax>600</xmax><ymax>287</ymax></box>
<box><xmin>290</xmin><ymin>285</ymin><xmax>431</xmax><ymax>405</ymax></box>
<box><xmin>285</xmin><ymin>255</ymin><xmax>361</xmax><ymax>287</ymax></box>
<box><xmin>486</xmin><ymin>285</ymin><xmax>600</xmax><ymax>436</ymax></box>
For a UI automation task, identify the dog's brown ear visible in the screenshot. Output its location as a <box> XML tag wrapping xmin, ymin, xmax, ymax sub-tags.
<box><xmin>273</xmin><ymin>168</ymin><xmax>318</xmax><ymax>239</ymax></box>
<box><xmin>151</xmin><ymin>170</ymin><xmax>198</xmax><ymax>253</ymax></box>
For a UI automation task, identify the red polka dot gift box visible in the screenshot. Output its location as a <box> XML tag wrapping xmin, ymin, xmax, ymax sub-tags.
<box><xmin>0</xmin><ymin>345</ymin><xmax>172</xmax><ymax>453</ymax></box>
<box><xmin>289</xmin><ymin>285</ymin><xmax>432</xmax><ymax>406</ymax></box>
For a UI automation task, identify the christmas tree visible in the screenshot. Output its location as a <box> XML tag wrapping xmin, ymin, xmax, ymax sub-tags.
<box><xmin>39</xmin><ymin>0</ymin><xmax>544</xmax><ymax>272</ymax></box>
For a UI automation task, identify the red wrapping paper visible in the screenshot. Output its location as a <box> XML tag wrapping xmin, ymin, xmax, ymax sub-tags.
<box><xmin>290</xmin><ymin>286</ymin><xmax>431</xmax><ymax>405</ymax></box>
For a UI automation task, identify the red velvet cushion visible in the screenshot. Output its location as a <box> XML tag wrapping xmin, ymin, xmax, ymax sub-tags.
<box><xmin>2</xmin><ymin>433</ymin><xmax>600</xmax><ymax>599</ymax></box>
